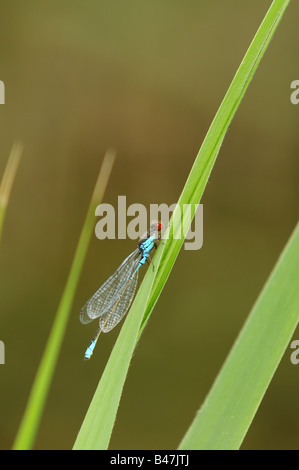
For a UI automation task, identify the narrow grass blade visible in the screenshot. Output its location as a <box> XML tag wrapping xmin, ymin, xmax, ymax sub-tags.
<box><xmin>0</xmin><ymin>142</ymin><xmax>23</xmax><ymax>241</ymax></box>
<box><xmin>179</xmin><ymin>221</ymin><xmax>299</xmax><ymax>450</ymax></box>
<box><xmin>141</xmin><ymin>0</ymin><xmax>292</xmax><ymax>333</ymax></box>
<box><xmin>73</xmin><ymin>0</ymin><xmax>291</xmax><ymax>450</ymax></box>
<box><xmin>12</xmin><ymin>149</ymin><xmax>116</xmax><ymax>450</ymax></box>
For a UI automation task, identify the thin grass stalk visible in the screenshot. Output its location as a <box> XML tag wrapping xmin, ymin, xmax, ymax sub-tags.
<box><xmin>73</xmin><ymin>0</ymin><xmax>291</xmax><ymax>450</ymax></box>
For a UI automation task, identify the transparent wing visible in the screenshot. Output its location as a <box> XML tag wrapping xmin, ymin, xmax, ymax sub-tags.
<box><xmin>99</xmin><ymin>259</ymin><xmax>139</xmax><ymax>332</ymax></box>
<box><xmin>80</xmin><ymin>249</ymin><xmax>139</xmax><ymax>325</ymax></box>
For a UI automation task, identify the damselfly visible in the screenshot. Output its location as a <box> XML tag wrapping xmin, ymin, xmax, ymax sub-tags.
<box><xmin>80</xmin><ymin>221</ymin><xmax>162</xmax><ymax>360</ymax></box>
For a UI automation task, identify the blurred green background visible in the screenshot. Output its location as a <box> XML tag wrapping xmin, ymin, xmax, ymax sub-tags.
<box><xmin>0</xmin><ymin>0</ymin><xmax>298</xmax><ymax>450</ymax></box>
